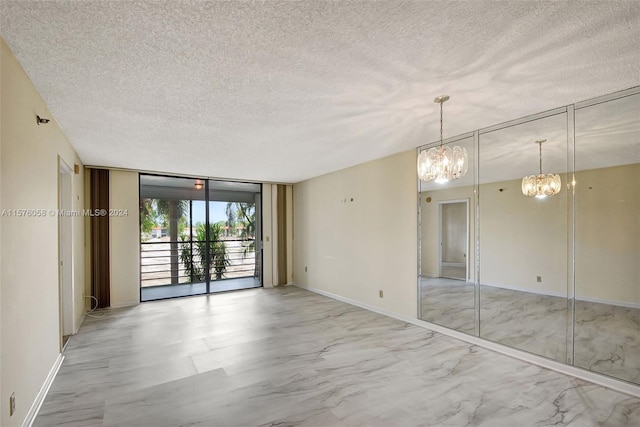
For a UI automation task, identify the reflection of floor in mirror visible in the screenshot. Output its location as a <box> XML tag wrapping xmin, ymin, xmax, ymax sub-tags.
<box><xmin>574</xmin><ymin>300</ymin><xmax>640</xmax><ymax>384</ymax></box>
<box><xmin>420</xmin><ymin>278</ymin><xmax>640</xmax><ymax>384</ymax></box>
<box><xmin>420</xmin><ymin>277</ymin><xmax>475</xmax><ymax>334</ymax></box>
<box><xmin>478</xmin><ymin>286</ymin><xmax>568</xmax><ymax>361</ymax></box>
<box><xmin>440</xmin><ymin>265</ymin><xmax>466</xmax><ymax>280</ymax></box>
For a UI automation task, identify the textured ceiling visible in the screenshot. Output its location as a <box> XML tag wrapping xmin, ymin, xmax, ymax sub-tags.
<box><xmin>1</xmin><ymin>1</ymin><xmax>639</xmax><ymax>183</ymax></box>
<box><xmin>420</xmin><ymin>90</ymin><xmax>640</xmax><ymax>191</ymax></box>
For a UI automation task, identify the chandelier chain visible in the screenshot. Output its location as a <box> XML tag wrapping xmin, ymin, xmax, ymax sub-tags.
<box><xmin>439</xmin><ymin>101</ymin><xmax>444</xmax><ymax>147</ymax></box>
<box><xmin>539</xmin><ymin>141</ymin><xmax>542</xmax><ymax>175</ymax></box>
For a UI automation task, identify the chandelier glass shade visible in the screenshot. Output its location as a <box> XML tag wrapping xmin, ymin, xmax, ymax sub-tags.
<box><xmin>521</xmin><ymin>173</ymin><xmax>562</xmax><ymax>198</ymax></box>
<box><xmin>417</xmin><ymin>145</ymin><xmax>468</xmax><ymax>183</ymax></box>
<box><xmin>417</xmin><ymin>95</ymin><xmax>468</xmax><ymax>183</ymax></box>
<box><xmin>521</xmin><ymin>139</ymin><xmax>561</xmax><ymax>198</ymax></box>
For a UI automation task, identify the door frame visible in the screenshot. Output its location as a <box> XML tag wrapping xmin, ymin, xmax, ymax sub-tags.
<box><xmin>58</xmin><ymin>157</ymin><xmax>74</xmax><ymax>350</ymax></box>
<box><xmin>438</xmin><ymin>198</ymin><xmax>469</xmax><ymax>281</ymax></box>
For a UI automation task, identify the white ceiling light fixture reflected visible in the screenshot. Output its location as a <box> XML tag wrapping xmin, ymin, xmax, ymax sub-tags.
<box><xmin>521</xmin><ymin>139</ymin><xmax>561</xmax><ymax>199</ymax></box>
<box><xmin>417</xmin><ymin>95</ymin><xmax>468</xmax><ymax>183</ymax></box>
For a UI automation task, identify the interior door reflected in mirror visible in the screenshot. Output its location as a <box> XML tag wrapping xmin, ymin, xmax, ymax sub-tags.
<box><xmin>419</xmin><ymin>136</ymin><xmax>476</xmax><ymax>334</ymax></box>
<box><xmin>439</xmin><ymin>201</ymin><xmax>468</xmax><ymax>281</ymax></box>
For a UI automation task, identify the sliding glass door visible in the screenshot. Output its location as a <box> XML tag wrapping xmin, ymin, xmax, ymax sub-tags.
<box><xmin>139</xmin><ymin>175</ymin><xmax>262</xmax><ymax>301</ymax></box>
<box><xmin>207</xmin><ymin>180</ymin><xmax>262</xmax><ymax>292</ymax></box>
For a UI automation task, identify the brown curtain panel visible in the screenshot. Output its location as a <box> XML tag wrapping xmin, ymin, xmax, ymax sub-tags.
<box><xmin>90</xmin><ymin>168</ymin><xmax>110</xmax><ymax>308</ymax></box>
<box><xmin>276</xmin><ymin>184</ymin><xmax>287</xmax><ymax>286</ymax></box>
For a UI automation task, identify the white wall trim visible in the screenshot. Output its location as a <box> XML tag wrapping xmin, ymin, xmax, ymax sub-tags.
<box><xmin>110</xmin><ymin>301</ymin><xmax>139</xmax><ymax>309</ymax></box>
<box><xmin>441</xmin><ymin>262</ymin><xmax>465</xmax><ymax>267</ymax></box>
<box><xmin>425</xmin><ymin>279</ymin><xmax>640</xmax><ymax>309</ymax></box>
<box><xmin>480</xmin><ymin>281</ymin><xmax>567</xmax><ymax>298</ymax></box>
<box><xmin>23</xmin><ymin>353</ymin><xmax>64</xmax><ymax>427</ymax></box>
<box><xmin>576</xmin><ymin>295</ymin><xmax>640</xmax><ymax>310</ymax></box>
<box><xmin>75</xmin><ymin>312</ymin><xmax>86</xmax><ymax>334</ymax></box>
<box><xmin>294</xmin><ymin>284</ymin><xmax>640</xmax><ymax>399</ymax></box>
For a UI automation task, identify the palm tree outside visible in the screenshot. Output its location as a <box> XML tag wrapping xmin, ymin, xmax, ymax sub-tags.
<box><xmin>180</xmin><ymin>223</ymin><xmax>230</xmax><ymax>282</ymax></box>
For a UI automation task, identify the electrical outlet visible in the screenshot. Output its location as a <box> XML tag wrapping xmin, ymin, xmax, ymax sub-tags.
<box><xmin>9</xmin><ymin>393</ymin><xmax>15</xmax><ymax>417</ymax></box>
<box><xmin>379</xmin><ymin>290</ymin><xmax>384</xmax><ymax>298</ymax></box>
<box><xmin>537</xmin><ymin>276</ymin><xmax>542</xmax><ymax>283</ymax></box>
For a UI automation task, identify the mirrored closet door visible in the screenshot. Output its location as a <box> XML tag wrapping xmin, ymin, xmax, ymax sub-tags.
<box><xmin>419</xmin><ymin>134</ymin><xmax>476</xmax><ymax>334</ymax></box>
<box><xmin>418</xmin><ymin>87</ymin><xmax>640</xmax><ymax>386</ymax></box>
<box><xmin>478</xmin><ymin>110</ymin><xmax>570</xmax><ymax>363</ymax></box>
<box><xmin>573</xmin><ymin>92</ymin><xmax>640</xmax><ymax>384</ymax></box>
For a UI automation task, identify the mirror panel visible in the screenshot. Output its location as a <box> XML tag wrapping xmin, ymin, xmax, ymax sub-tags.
<box><xmin>417</xmin><ymin>87</ymin><xmax>640</xmax><ymax>385</ymax></box>
<box><xmin>573</xmin><ymin>93</ymin><xmax>640</xmax><ymax>383</ymax></box>
<box><xmin>478</xmin><ymin>112</ymin><xmax>569</xmax><ymax>362</ymax></box>
<box><xmin>419</xmin><ymin>136</ymin><xmax>476</xmax><ymax>333</ymax></box>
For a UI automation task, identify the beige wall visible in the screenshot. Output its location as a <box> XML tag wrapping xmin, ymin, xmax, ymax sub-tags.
<box><xmin>109</xmin><ymin>170</ymin><xmax>140</xmax><ymax>307</ymax></box>
<box><xmin>575</xmin><ymin>163</ymin><xmax>639</xmax><ymax>305</ymax></box>
<box><xmin>293</xmin><ymin>150</ymin><xmax>418</xmax><ymax>318</ymax></box>
<box><xmin>0</xmin><ymin>35</ymin><xmax>4</xmax><ymax>416</ymax></box>
<box><xmin>1</xmin><ymin>38</ymin><xmax>85</xmax><ymax>427</ymax></box>
<box><xmin>84</xmin><ymin>170</ymin><xmax>92</xmax><ymax>309</ymax></box>
<box><xmin>286</xmin><ymin>185</ymin><xmax>294</xmax><ymax>284</ymax></box>
<box><xmin>262</xmin><ymin>184</ymin><xmax>273</xmax><ymax>287</ymax></box>
<box><xmin>441</xmin><ymin>202</ymin><xmax>466</xmax><ymax>263</ymax></box>
<box><xmin>423</xmin><ymin>179</ymin><xmax>570</xmax><ymax>296</ymax></box>
<box><xmin>420</xmin><ymin>185</ymin><xmax>476</xmax><ymax>281</ymax></box>
<box><xmin>420</xmin><ymin>164</ymin><xmax>639</xmax><ymax>306</ymax></box>
<box><xmin>479</xmin><ymin>177</ymin><xmax>569</xmax><ymax>296</ymax></box>
<box><xmin>260</xmin><ymin>183</ymin><xmax>293</xmax><ymax>287</ymax></box>
<box><xmin>106</xmin><ymin>175</ymin><xmax>277</xmax><ymax>303</ymax></box>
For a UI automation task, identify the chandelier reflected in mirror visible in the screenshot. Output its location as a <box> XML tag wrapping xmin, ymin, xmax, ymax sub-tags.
<box><xmin>417</xmin><ymin>95</ymin><xmax>468</xmax><ymax>183</ymax></box>
<box><xmin>521</xmin><ymin>139</ymin><xmax>561</xmax><ymax>198</ymax></box>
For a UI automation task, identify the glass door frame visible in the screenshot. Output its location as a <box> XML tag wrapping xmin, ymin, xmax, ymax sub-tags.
<box><xmin>139</xmin><ymin>174</ymin><xmax>263</xmax><ymax>302</ymax></box>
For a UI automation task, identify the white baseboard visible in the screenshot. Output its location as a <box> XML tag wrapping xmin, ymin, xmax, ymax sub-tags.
<box><xmin>110</xmin><ymin>301</ymin><xmax>139</xmax><ymax>308</ymax></box>
<box><xmin>294</xmin><ymin>284</ymin><xmax>640</xmax><ymax>399</ymax></box>
<box><xmin>441</xmin><ymin>262</ymin><xmax>465</xmax><ymax>267</ymax></box>
<box><xmin>475</xmin><ymin>282</ymin><xmax>640</xmax><ymax>309</ymax></box>
<box><xmin>576</xmin><ymin>295</ymin><xmax>640</xmax><ymax>310</ymax></box>
<box><xmin>22</xmin><ymin>353</ymin><xmax>64</xmax><ymax>427</ymax></box>
<box><xmin>480</xmin><ymin>281</ymin><xmax>567</xmax><ymax>298</ymax></box>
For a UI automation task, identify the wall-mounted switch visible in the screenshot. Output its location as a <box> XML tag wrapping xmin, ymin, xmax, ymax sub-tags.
<box><xmin>537</xmin><ymin>276</ymin><xmax>542</xmax><ymax>282</ymax></box>
<box><xmin>379</xmin><ymin>290</ymin><xmax>384</xmax><ymax>298</ymax></box>
<box><xmin>305</xmin><ymin>266</ymin><xmax>308</xmax><ymax>272</ymax></box>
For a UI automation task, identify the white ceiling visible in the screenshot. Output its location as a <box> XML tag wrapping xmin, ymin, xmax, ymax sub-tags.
<box><xmin>420</xmin><ymin>91</ymin><xmax>640</xmax><ymax>191</ymax></box>
<box><xmin>1</xmin><ymin>1</ymin><xmax>639</xmax><ymax>183</ymax></box>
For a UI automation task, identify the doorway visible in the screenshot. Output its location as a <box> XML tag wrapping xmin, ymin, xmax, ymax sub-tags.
<box><xmin>439</xmin><ymin>200</ymin><xmax>468</xmax><ymax>281</ymax></box>
<box><xmin>58</xmin><ymin>159</ymin><xmax>74</xmax><ymax>350</ymax></box>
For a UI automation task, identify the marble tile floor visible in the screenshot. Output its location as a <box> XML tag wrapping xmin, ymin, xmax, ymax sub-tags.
<box><xmin>439</xmin><ymin>265</ymin><xmax>466</xmax><ymax>281</ymax></box>
<box><xmin>420</xmin><ymin>277</ymin><xmax>640</xmax><ymax>384</ymax></box>
<box><xmin>35</xmin><ymin>286</ymin><xmax>640</xmax><ymax>427</ymax></box>
<box><xmin>420</xmin><ymin>277</ymin><xmax>475</xmax><ymax>334</ymax></box>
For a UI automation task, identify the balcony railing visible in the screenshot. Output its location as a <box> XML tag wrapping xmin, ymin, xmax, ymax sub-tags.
<box><xmin>140</xmin><ymin>238</ymin><xmax>256</xmax><ymax>287</ymax></box>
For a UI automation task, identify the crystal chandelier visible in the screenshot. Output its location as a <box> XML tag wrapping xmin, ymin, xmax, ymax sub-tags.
<box><xmin>417</xmin><ymin>95</ymin><xmax>468</xmax><ymax>183</ymax></box>
<box><xmin>521</xmin><ymin>139</ymin><xmax>561</xmax><ymax>198</ymax></box>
